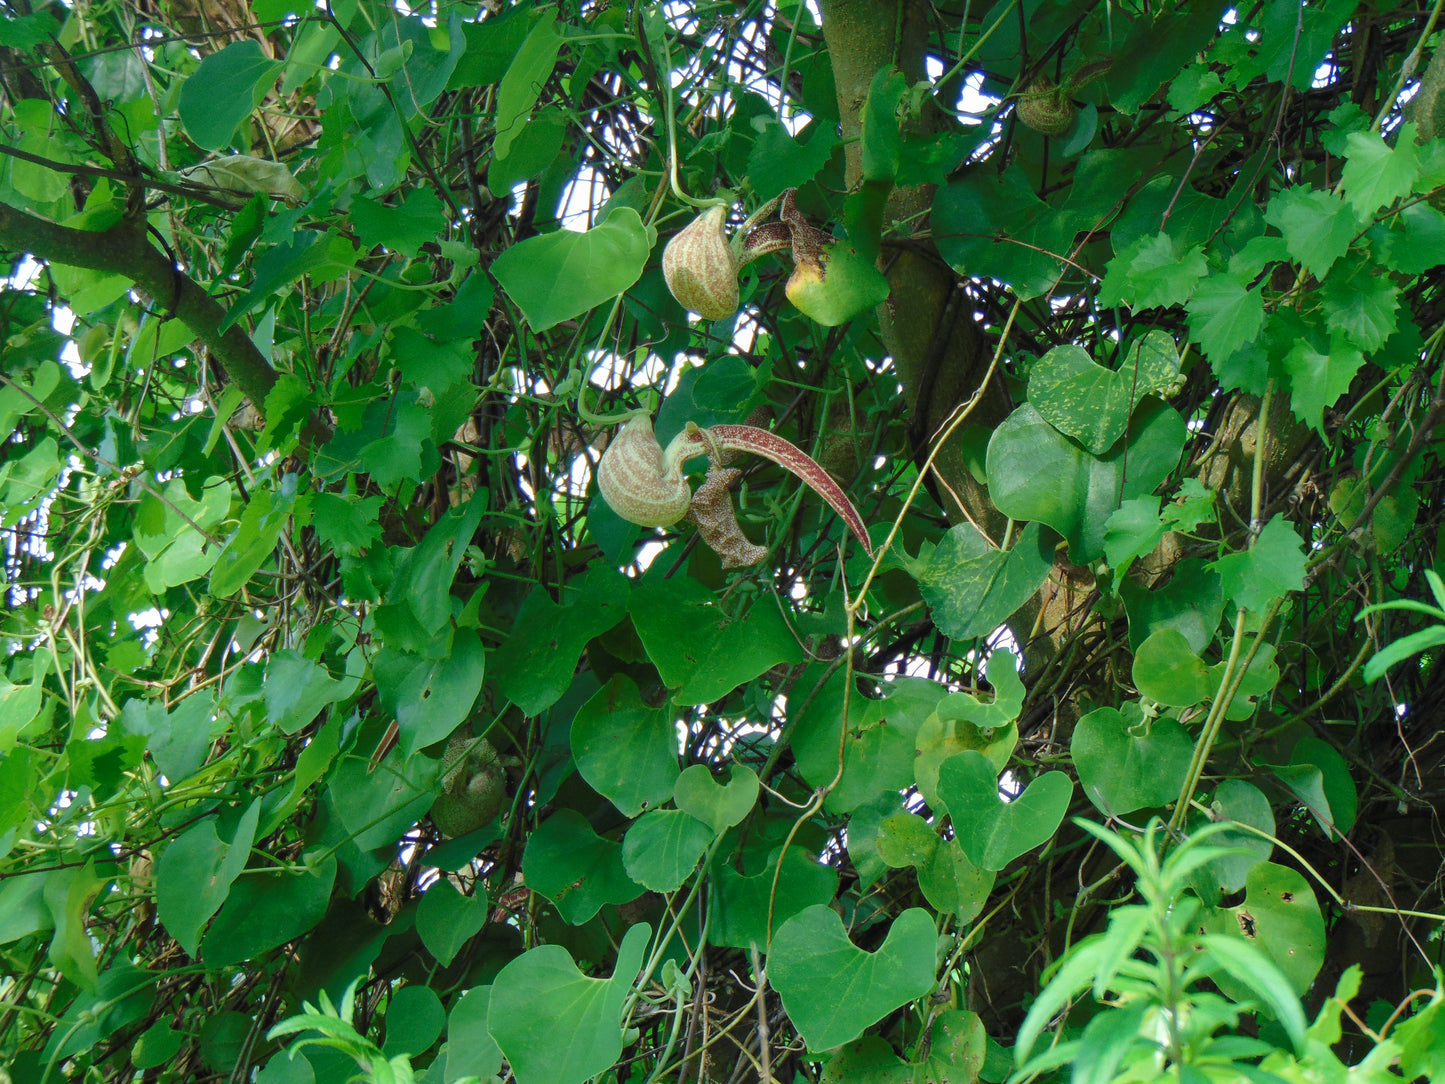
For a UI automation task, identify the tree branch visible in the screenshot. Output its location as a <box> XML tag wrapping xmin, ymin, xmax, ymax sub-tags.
<box><xmin>0</xmin><ymin>198</ymin><xmax>280</xmax><ymax>413</ymax></box>
<box><xmin>0</xmin><ymin>143</ymin><xmax>250</xmax><ymax>210</ymax></box>
<box><xmin>38</xmin><ymin>36</ymin><xmax>145</xmax><ymax>210</ymax></box>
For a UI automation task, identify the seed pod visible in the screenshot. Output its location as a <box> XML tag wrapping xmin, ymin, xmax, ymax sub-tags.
<box><xmin>431</xmin><ymin>735</ymin><xmax>507</xmax><ymax>838</ymax></box>
<box><xmin>1016</xmin><ymin>77</ymin><xmax>1076</xmax><ymax>136</ymax></box>
<box><xmin>596</xmin><ymin>414</ymin><xmax>693</xmax><ymax>527</ymax></box>
<box><xmin>662</xmin><ymin>205</ymin><xmax>740</xmax><ymax>320</ymax></box>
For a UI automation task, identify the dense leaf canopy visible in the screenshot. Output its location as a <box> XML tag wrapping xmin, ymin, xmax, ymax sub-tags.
<box><xmin>1</xmin><ymin>0</ymin><xmax>1443</xmax><ymax>1081</ymax></box>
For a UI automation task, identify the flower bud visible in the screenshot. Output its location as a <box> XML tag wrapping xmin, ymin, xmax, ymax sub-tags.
<box><xmin>596</xmin><ymin>414</ymin><xmax>693</xmax><ymax>527</ymax></box>
<box><xmin>431</xmin><ymin>735</ymin><xmax>506</xmax><ymax>838</ymax></box>
<box><xmin>662</xmin><ymin>205</ymin><xmax>740</xmax><ymax>320</ymax></box>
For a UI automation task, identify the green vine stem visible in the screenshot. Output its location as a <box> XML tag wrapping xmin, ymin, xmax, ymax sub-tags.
<box><xmin>1168</xmin><ymin>380</ymin><xmax>1276</xmax><ymax>833</ymax></box>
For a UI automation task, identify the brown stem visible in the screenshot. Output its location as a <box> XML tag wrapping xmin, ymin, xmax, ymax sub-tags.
<box><xmin>39</xmin><ymin>37</ymin><xmax>144</xmax><ymax>202</ymax></box>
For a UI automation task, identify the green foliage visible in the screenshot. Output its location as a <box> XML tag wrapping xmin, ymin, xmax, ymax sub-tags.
<box><xmin>769</xmin><ymin>906</ymin><xmax>938</xmax><ymax>1053</ymax></box>
<box><xmin>2</xmin><ymin>1</ymin><xmax>1443</xmax><ymax>1082</ymax></box>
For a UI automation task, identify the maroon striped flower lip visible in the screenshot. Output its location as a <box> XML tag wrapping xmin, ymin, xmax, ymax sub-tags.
<box><xmin>678</xmin><ymin>423</ymin><xmax>873</xmax><ymax>556</ymax></box>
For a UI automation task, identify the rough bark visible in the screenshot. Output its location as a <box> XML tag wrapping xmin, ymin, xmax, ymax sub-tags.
<box><xmin>819</xmin><ymin>0</ymin><xmax>1082</xmax><ymax>683</ymax></box>
<box><xmin>819</xmin><ymin>0</ymin><xmax>1012</xmax><ymax>533</ymax></box>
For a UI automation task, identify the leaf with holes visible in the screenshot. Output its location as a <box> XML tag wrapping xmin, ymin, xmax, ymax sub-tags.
<box><xmin>1027</xmin><ymin>334</ymin><xmax>1183</xmax><ymax>454</ymax></box>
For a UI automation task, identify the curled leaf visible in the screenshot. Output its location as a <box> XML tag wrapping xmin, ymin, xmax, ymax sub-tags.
<box><xmin>178</xmin><ymin>155</ymin><xmax>305</xmax><ymax>204</ymax></box>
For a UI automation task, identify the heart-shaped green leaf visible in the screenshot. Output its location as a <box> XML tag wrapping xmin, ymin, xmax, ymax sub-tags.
<box><xmin>913</xmin><ymin>651</ymin><xmax>1022</xmax><ymax>815</ymax></box>
<box><xmin>912</xmin><ymin>1010</ymin><xmax>988</xmax><ymax>1084</ymax></box>
<box><xmin>1120</xmin><ymin>557</ymin><xmax>1224</xmax><ymax>653</ymax></box>
<box><xmin>932</xmin><ymin>166</ymin><xmax>1074</xmax><ymax>299</ymax></box>
<box><xmin>821</xmin><ymin>1010</ymin><xmax>987</xmax><ymax>1084</ymax></box>
<box><xmin>382</xmin><ymin>985</ymin><xmax>445</xmax><ymax>1059</ymax></box>
<box><xmin>373</xmin><ymin>631</ymin><xmax>486</xmax><ymax>759</ymax></box>
<box><xmin>769</xmin><ymin>905</ymin><xmax>937</xmax><ymax>1051</ymax></box>
<box><xmin>494</xmin><ymin>567</ymin><xmax>629</xmax><ymax>715</ymax></box>
<box><xmin>488</xmin><ymin>923</ymin><xmax>649</xmax><ymax>1084</ymax></box>
<box><xmin>1186</xmin><ymin>780</ymin><xmax>1275</xmax><ymax>905</ymax></box>
<box><xmin>178</xmin><ymin>41</ymin><xmax>283</xmax><ymax>150</ymax></box>
<box><xmin>493</xmin><ymin>18</ymin><xmax>562</xmax><ymax>158</ymax></box>
<box><xmin>1133</xmin><ymin>628</ymin><xmax>1212</xmax><ymax>707</ymax></box>
<box><xmin>492</xmin><ymin>207</ymin><xmax>653</xmax><ymax>331</ymax></box>
<box><xmin>621</xmin><ymin>809</ymin><xmax>713</xmax><ymax>892</ymax></box>
<box><xmin>821</xmin><ymin>1037</ymin><xmax>911</xmax><ymax>1083</ymax></box>
<box><xmin>1071</xmin><ymin>704</ymin><xmax>1193</xmax><ymax>815</ymax></box>
<box><xmin>709</xmin><ymin>847</ymin><xmax>838</xmax><ymax>951</ymax></box>
<box><xmin>917</xmin><ymin>837</ymin><xmax>995</xmax><ymax>924</ymax></box>
<box><xmin>1263</xmin><ymin>733</ymin><xmax>1357</xmax><ymax>841</ymax></box>
<box><xmin>445</xmin><ymin>986</ymin><xmax>502</xmax><ymax>1082</ymax></box>
<box><xmin>844</xmin><ymin>794</ymin><xmax>908</xmax><ymax>891</ymax></box>
<box><xmin>877</xmin><ymin>812</ymin><xmax>938</xmax><ymax>869</ymax></box>
<box><xmin>631</xmin><ymin>577</ymin><xmax>804</xmax><ymax>705</ymax></box>
<box><xmin>1028</xmin><ymin>333</ymin><xmax>1183</xmax><ymax>454</ymax></box>
<box><xmin>1210</xmin><ymin>640</ymin><xmax>1281</xmax><ymax>720</ymax></box>
<box><xmin>673</xmin><ymin>763</ymin><xmax>759</xmax><ymax>835</ymax></box>
<box><xmin>986</xmin><ymin>401</ymin><xmax>1186</xmax><ymax>563</ymax></box>
<box><xmin>572</xmin><ymin>675</ymin><xmax>679</xmax><ymax>818</ymax></box>
<box><xmin>329</xmin><ymin>751</ymin><xmax>442</xmax><ymax>851</ymax></box>
<box><xmin>416</xmin><ymin>880</ymin><xmax>487</xmax><ymax>967</ymax></box>
<box><xmin>520</xmin><ymin>809</ymin><xmax>642</xmax><ymax>924</ymax></box>
<box><xmin>201</xmin><ymin>853</ymin><xmax>335</xmax><ymax>967</ymax></box>
<box><xmin>1285</xmin><ymin>734</ymin><xmax>1357</xmax><ymax>835</ymax></box>
<box><xmin>156</xmin><ymin>801</ymin><xmax>261</xmax><ymax>957</ymax></box>
<box><xmin>792</xmin><ymin>675</ymin><xmax>942</xmax><ymax>811</ymax></box>
<box><xmin>937</xmin><ymin>751</ymin><xmax>1072</xmax><ymax>871</ymax></box>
